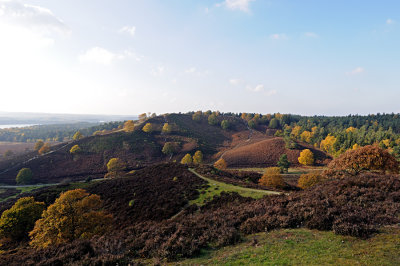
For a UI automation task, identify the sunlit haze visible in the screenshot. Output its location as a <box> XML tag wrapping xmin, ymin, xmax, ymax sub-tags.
<box><xmin>0</xmin><ymin>0</ymin><xmax>399</xmax><ymax>115</ymax></box>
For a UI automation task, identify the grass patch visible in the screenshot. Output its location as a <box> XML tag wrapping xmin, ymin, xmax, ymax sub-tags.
<box><xmin>189</xmin><ymin>169</ymin><xmax>279</xmax><ymax>206</ymax></box>
<box><xmin>175</xmin><ymin>227</ymin><xmax>400</xmax><ymax>265</ymax></box>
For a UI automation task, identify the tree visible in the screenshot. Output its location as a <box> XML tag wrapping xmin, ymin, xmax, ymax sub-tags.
<box><xmin>284</xmin><ymin>136</ymin><xmax>298</xmax><ymax>149</ymax></box>
<box><xmin>69</xmin><ymin>145</ymin><xmax>81</xmax><ymax>154</ymax></box>
<box><xmin>320</xmin><ymin>134</ymin><xmax>337</xmax><ymax>154</ymax></box>
<box><xmin>16</xmin><ymin>168</ymin><xmax>33</xmax><ymax>185</ymax></box>
<box><xmin>162</xmin><ymin>123</ymin><xmax>172</xmax><ymax>134</ymax></box>
<box><xmin>323</xmin><ymin>145</ymin><xmax>399</xmax><ymax>178</ymax></box>
<box><xmin>138</xmin><ymin>113</ymin><xmax>147</xmax><ymax>121</ymax></box>
<box><xmin>221</xmin><ymin>120</ymin><xmax>230</xmax><ymax>130</ymax></box>
<box><xmin>214</xmin><ymin>158</ymin><xmax>227</xmax><ymax>170</ymax></box>
<box><xmin>142</xmin><ymin>123</ymin><xmax>153</xmax><ymax>133</ymax></box>
<box><xmin>193</xmin><ymin>150</ymin><xmax>203</xmax><ymax>164</ymax></box>
<box><xmin>259</xmin><ymin>167</ymin><xmax>285</xmax><ymax>188</ymax></box>
<box><xmin>106</xmin><ymin>158</ymin><xmax>126</xmax><ymax>178</ymax></box>
<box><xmin>192</xmin><ymin>111</ymin><xmax>202</xmax><ymax>122</ymax></box>
<box><xmin>269</xmin><ymin>118</ymin><xmax>280</xmax><ymax>129</ymax></box>
<box><xmin>298</xmin><ymin>149</ymin><xmax>314</xmax><ymax>166</ymax></box>
<box><xmin>162</xmin><ymin>142</ymin><xmax>178</xmax><ymax>156</ymax></box>
<box><xmin>73</xmin><ymin>131</ymin><xmax>84</xmax><ymax>141</ymax></box>
<box><xmin>298</xmin><ymin>172</ymin><xmax>325</xmax><ymax>189</ymax></box>
<box><xmin>34</xmin><ymin>140</ymin><xmax>44</xmax><ymax>151</ymax></box>
<box><xmin>38</xmin><ymin>143</ymin><xmax>50</xmax><ymax>155</ymax></box>
<box><xmin>0</xmin><ymin>197</ymin><xmax>45</xmax><ymax>241</ymax></box>
<box><xmin>29</xmin><ymin>189</ymin><xmax>112</xmax><ymax>248</ymax></box>
<box><xmin>123</xmin><ymin>120</ymin><xmax>135</xmax><ymax>132</ymax></box>
<box><xmin>208</xmin><ymin>114</ymin><xmax>218</xmax><ymax>126</ymax></box>
<box><xmin>248</xmin><ymin>119</ymin><xmax>256</xmax><ymax>129</ymax></box>
<box><xmin>180</xmin><ymin>154</ymin><xmax>192</xmax><ymax>165</ymax></box>
<box><xmin>277</xmin><ymin>154</ymin><xmax>291</xmax><ymax>173</ymax></box>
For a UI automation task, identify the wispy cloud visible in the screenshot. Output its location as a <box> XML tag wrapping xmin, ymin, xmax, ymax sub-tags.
<box><xmin>229</xmin><ymin>79</ymin><xmax>242</xmax><ymax>85</ymax></box>
<box><xmin>79</xmin><ymin>47</ymin><xmax>126</xmax><ymax>65</ymax></box>
<box><xmin>386</xmin><ymin>18</ymin><xmax>395</xmax><ymax>25</ymax></box>
<box><xmin>184</xmin><ymin>67</ymin><xmax>209</xmax><ymax>76</ymax></box>
<box><xmin>346</xmin><ymin>67</ymin><xmax>365</xmax><ymax>76</ymax></box>
<box><xmin>304</xmin><ymin>32</ymin><xmax>318</xmax><ymax>38</ymax></box>
<box><xmin>216</xmin><ymin>0</ymin><xmax>255</xmax><ymax>13</ymax></box>
<box><xmin>151</xmin><ymin>65</ymin><xmax>166</xmax><ymax>76</ymax></box>
<box><xmin>246</xmin><ymin>84</ymin><xmax>264</xmax><ymax>92</ymax></box>
<box><xmin>119</xmin><ymin>25</ymin><xmax>136</xmax><ymax>36</ymax></box>
<box><xmin>270</xmin><ymin>33</ymin><xmax>288</xmax><ymax>40</ymax></box>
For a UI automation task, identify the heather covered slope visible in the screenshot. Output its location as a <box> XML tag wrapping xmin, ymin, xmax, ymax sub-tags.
<box><xmin>222</xmin><ymin>137</ymin><xmax>331</xmax><ymax>167</ymax></box>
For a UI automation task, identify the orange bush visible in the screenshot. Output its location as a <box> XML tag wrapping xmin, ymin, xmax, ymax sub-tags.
<box><xmin>259</xmin><ymin>167</ymin><xmax>285</xmax><ymax>188</ymax></box>
<box><xmin>298</xmin><ymin>172</ymin><xmax>325</xmax><ymax>189</ymax></box>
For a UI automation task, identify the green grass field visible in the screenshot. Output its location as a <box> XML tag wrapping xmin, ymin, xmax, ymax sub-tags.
<box><xmin>175</xmin><ymin>227</ymin><xmax>400</xmax><ymax>265</ymax></box>
<box><xmin>188</xmin><ymin>168</ymin><xmax>280</xmax><ymax>206</ymax></box>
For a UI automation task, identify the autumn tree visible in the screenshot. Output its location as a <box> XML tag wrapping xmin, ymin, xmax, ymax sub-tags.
<box><xmin>298</xmin><ymin>172</ymin><xmax>325</xmax><ymax>189</ymax></box>
<box><xmin>162</xmin><ymin>123</ymin><xmax>172</xmax><ymax>134</ymax></box>
<box><xmin>323</xmin><ymin>145</ymin><xmax>399</xmax><ymax>178</ymax></box>
<box><xmin>221</xmin><ymin>120</ymin><xmax>230</xmax><ymax>130</ymax></box>
<box><xmin>69</xmin><ymin>144</ymin><xmax>81</xmax><ymax>154</ymax></box>
<box><xmin>259</xmin><ymin>167</ymin><xmax>285</xmax><ymax>188</ymax></box>
<box><xmin>142</xmin><ymin>123</ymin><xmax>153</xmax><ymax>133</ymax></box>
<box><xmin>193</xmin><ymin>150</ymin><xmax>203</xmax><ymax>164</ymax></box>
<box><xmin>180</xmin><ymin>154</ymin><xmax>192</xmax><ymax>165</ymax></box>
<box><xmin>73</xmin><ymin>131</ymin><xmax>84</xmax><ymax>141</ymax></box>
<box><xmin>138</xmin><ymin>113</ymin><xmax>147</xmax><ymax>122</ymax></box>
<box><xmin>208</xmin><ymin>114</ymin><xmax>218</xmax><ymax>126</ymax></box>
<box><xmin>277</xmin><ymin>154</ymin><xmax>291</xmax><ymax>173</ymax></box>
<box><xmin>29</xmin><ymin>189</ymin><xmax>112</xmax><ymax>248</ymax></box>
<box><xmin>105</xmin><ymin>158</ymin><xmax>126</xmax><ymax>178</ymax></box>
<box><xmin>123</xmin><ymin>120</ymin><xmax>135</xmax><ymax>132</ymax></box>
<box><xmin>214</xmin><ymin>158</ymin><xmax>227</xmax><ymax>170</ymax></box>
<box><xmin>192</xmin><ymin>111</ymin><xmax>202</xmax><ymax>122</ymax></box>
<box><xmin>298</xmin><ymin>149</ymin><xmax>314</xmax><ymax>166</ymax></box>
<box><xmin>38</xmin><ymin>143</ymin><xmax>51</xmax><ymax>155</ymax></box>
<box><xmin>34</xmin><ymin>140</ymin><xmax>44</xmax><ymax>151</ymax></box>
<box><xmin>320</xmin><ymin>134</ymin><xmax>337</xmax><ymax>154</ymax></box>
<box><xmin>16</xmin><ymin>168</ymin><xmax>33</xmax><ymax>185</ymax></box>
<box><xmin>0</xmin><ymin>197</ymin><xmax>45</xmax><ymax>241</ymax></box>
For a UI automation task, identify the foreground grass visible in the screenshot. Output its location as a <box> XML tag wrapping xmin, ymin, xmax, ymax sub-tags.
<box><xmin>175</xmin><ymin>227</ymin><xmax>400</xmax><ymax>265</ymax></box>
<box><xmin>188</xmin><ymin>168</ymin><xmax>279</xmax><ymax>206</ymax></box>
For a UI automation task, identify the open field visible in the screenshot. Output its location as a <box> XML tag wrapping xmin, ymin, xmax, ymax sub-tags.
<box><xmin>0</xmin><ymin>141</ymin><xmax>35</xmax><ymax>157</ymax></box>
<box><xmin>176</xmin><ymin>227</ymin><xmax>400</xmax><ymax>265</ymax></box>
<box><xmin>189</xmin><ymin>168</ymin><xmax>280</xmax><ymax>206</ymax></box>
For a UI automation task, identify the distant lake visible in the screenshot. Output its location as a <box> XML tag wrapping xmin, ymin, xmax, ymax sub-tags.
<box><xmin>0</xmin><ymin>124</ymin><xmax>37</xmax><ymax>129</ymax></box>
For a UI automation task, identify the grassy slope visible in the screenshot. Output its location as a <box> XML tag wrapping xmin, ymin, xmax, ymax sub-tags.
<box><xmin>188</xmin><ymin>168</ymin><xmax>279</xmax><ymax>206</ymax></box>
<box><xmin>176</xmin><ymin>227</ymin><xmax>400</xmax><ymax>265</ymax></box>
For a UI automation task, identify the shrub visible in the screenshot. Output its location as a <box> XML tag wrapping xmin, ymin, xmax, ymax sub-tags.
<box><xmin>123</xmin><ymin>120</ymin><xmax>135</xmax><ymax>132</ymax></box>
<box><xmin>38</xmin><ymin>143</ymin><xmax>51</xmax><ymax>155</ymax></box>
<box><xmin>323</xmin><ymin>145</ymin><xmax>399</xmax><ymax>178</ymax></box>
<box><xmin>29</xmin><ymin>189</ymin><xmax>112</xmax><ymax>249</ymax></box>
<box><xmin>69</xmin><ymin>145</ymin><xmax>81</xmax><ymax>154</ymax></box>
<box><xmin>73</xmin><ymin>131</ymin><xmax>84</xmax><ymax>140</ymax></box>
<box><xmin>0</xmin><ymin>197</ymin><xmax>45</xmax><ymax>240</ymax></box>
<box><xmin>16</xmin><ymin>168</ymin><xmax>33</xmax><ymax>185</ymax></box>
<box><xmin>142</xmin><ymin>123</ymin><xmax>153</xmax><ymax>133</ymax></box>
<box><xmin>214</xmin><ymin>158</ymin><xmax>227</xmax><ymax>170</ymax></box>
<box><xmin>258</xmin><ymin>167</ymin><xmax>285</xmax><ymax>188</ymax></box>
<box><xmin>298</xmin><ymin>172</ymin><xmax>325</xmax><ymax>189</ymax></box>
<box><xmin>298</xmin><ymin>149</ymin><xmax>314</xmax><ymax>166</ymax></box>
<box><xmin>180</xmin><ymin>154</ymin><xmax>192</xmax><ymax>165</ymax></box>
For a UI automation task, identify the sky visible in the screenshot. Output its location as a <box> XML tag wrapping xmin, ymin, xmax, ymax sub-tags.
<box><xmin>0</xmin><ymin>0</ymin><xmax>399</xmax><ymax>116</ymax></box>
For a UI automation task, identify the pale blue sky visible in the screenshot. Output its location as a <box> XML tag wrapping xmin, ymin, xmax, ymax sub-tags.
<box><xmin>0</xmin><ymin>0</ymin><xmax>399</xmax><ymax>115</ymax></box>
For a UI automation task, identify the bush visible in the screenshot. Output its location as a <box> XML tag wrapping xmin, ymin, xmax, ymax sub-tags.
<box><xmin>0</xmin><ymin>197</ymin><xmax>45</xmax><ymax>240</ymax></box>
<box><xmin>38</xmin><ymin>143</ymin><xmax>51</xmax><ymax>155</ymax></box>
<box><xmin>298</xmin><ymin>172</ymin><xmax>324</xmax><ymax>189</ymax></box>
<box><xmin>16</xmin><ymin>168</ymin><xmax>33</xmax><ymax>185</ymax></box>
<box><xmin>259</xmin><ymin>167</ymin><xmax>285</xmax><ymax>188</ymax></box>
<box><xmin>69</xmin><ymin>145</ymin><xmax>81</xmax><ymax>154</ymax></box>
<box><xmin>180</xmin><ymin>154</ymin><xmax>192</xmax><ymax>165</ymax></box>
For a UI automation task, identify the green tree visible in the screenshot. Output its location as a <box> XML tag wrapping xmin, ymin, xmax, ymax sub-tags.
<box><xmin>162</xmin><ymin>142</ymin><xmax>177</xmax><ymax>156</ymax></box>
<box><xmin>193</xmin><ymin>150</ymin><xmax>203</xmax><ymax>164</ymax></box>
<box><xmin>0</xmin><ymin>197</ymin><xmax>45</xmax><ymax>241</ymax></box>
<box><xmin>106</xmin><ymin>158</ymin><xmax>126</xmax><ymax>178</ymax></box>
<box><xmin>192</xmin><ymin>111</ymin><xmax>202</xmax><ymax>122</ymax></box>
<box><xmin>269</xmin><ymin>118</ymin><xmax>280</xmax><ymax>129</ymax></box>
<box><xmin>16</xmin><ymin>168</ymin><xmax>33</xmax><ymax>185</ymax></box>
<box><xmin>29</xmin><ymin>189</ymin><xmax>112</xmax><ymax>248</ymax></box>
<box><xmin>277</xmin><ymin>154</ymin><xmax>291</xmax><ymax>173</ymax></box>
<box><xmin>221</xmin><ymin>120</ymin><xmax>230</xmax><ymax>130</ymax></box>
<box><xmin>208</xmin><ymin>114</ymin><xmax>218</xmax><ymax>126</ymax></box>
<box><xmin>73</xmin><ymin>131</ymin><xmax>84</xmax><ymax>140</ymax></box>
<box><xmin>180</xmin><ymin>154</ymin><xmax>193</xmax><ymax>165</ymax></box>
<box><xmin>142</xmin><ymin>123</ymin><xmax>153</xmax><ymax>133</ymax></box>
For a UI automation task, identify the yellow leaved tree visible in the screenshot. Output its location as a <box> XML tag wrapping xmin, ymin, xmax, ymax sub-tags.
<box><xmin>298</xmin><ymin>149</ymin><xmax>314</xmax><ymax>166</ymax></box>
<box><xmin>259</xmin><ymin>167</ymin><xmax>285</xmax><ymax>188</ymax></box>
